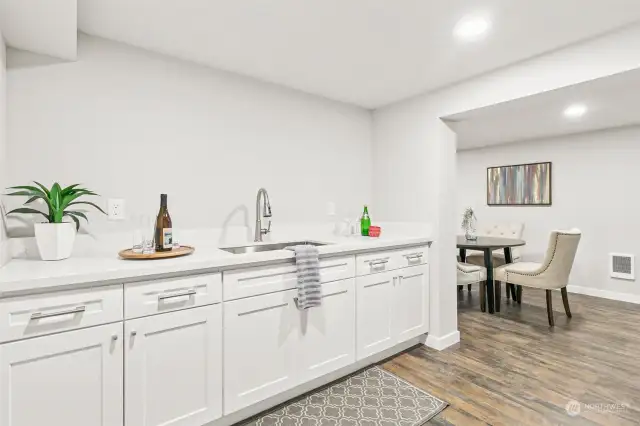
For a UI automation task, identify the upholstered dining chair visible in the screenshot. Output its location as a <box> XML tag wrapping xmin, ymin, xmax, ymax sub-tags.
<box><xmin>494</xmin><ymin>229</ymin><xmax>582</xmax><ymax>326</ymax></box>
<box><xmin>465</xmin><ymin>223</ymin><xmax>525</xmax><ymax>268</ymax></box>
<box><xmin>457</xmin><ymin>262</ymin><xmax>488</xmax><ymax>311</ymax></box>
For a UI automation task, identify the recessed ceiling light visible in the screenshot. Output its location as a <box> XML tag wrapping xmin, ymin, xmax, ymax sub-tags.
<box><xmin>564</xmin><ymin>104</ymin><xmax>588</xmax><ymax>119</ymax></box>
<box><xmin>454</xmin><ymin>15</ymin><xmax>491</xmax><ymax>41</ymax></box>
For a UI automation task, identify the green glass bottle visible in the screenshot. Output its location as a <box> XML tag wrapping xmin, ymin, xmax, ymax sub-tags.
<box><xmin>360</xmin><ymin>205</ymin><xmax>371</xmax><ymax>236</ymax></box>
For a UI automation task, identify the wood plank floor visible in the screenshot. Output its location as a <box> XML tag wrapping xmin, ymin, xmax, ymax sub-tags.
<box><xmin>381</xmin><ymin>287</ymin><xmax>640</xmax><ymax>426</ymax></box>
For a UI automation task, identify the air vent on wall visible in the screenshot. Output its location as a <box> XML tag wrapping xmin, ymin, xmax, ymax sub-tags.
<box><xmin>610</xmin><ymin>253</ymin><xmax>635</xmax><ymax>280</ymax></box>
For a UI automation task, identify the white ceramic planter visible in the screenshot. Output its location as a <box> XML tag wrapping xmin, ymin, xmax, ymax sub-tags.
<box><xmin>34</xmin><ymin>222</ymin><xmax>77</xmax><ymax>261</ymax></box>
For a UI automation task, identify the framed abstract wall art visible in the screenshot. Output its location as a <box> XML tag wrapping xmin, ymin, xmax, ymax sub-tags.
<box><xmin>487</xmin><ymin>162</ymin><xmax>552</xmax><ymax>206</ymax></box>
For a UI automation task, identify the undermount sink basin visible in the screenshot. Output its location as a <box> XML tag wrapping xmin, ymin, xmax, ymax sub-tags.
<box><xmin>219</xmin><ymin>241</ymin><xmax>328</xmax><ymax>255</ymax></box>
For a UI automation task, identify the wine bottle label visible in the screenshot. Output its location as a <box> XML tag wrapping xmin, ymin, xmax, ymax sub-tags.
<box><xmin>162</xmin><ymin>228</ymin><xmax>173</xmax><ymax>249</ymax></box>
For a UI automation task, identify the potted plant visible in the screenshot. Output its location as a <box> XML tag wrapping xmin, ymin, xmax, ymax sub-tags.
<box><xmin>5</xmin><ymin>182</ymin><xmax>105</xmax><ymax>260</ymax></box>
<box><xmin>461</xmin><ymin>207</ymin><xmax>478</xmax><ymax>241</ymax></box>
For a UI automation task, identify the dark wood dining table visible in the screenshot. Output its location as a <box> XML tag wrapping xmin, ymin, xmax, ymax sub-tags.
<box><xmin>457</xmin><ymin>236</ymin><xmax>526</xmax><ymax>314</ymax></box>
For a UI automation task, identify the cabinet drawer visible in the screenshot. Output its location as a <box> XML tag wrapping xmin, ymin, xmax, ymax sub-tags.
<box><xmin>395</xmin><ymin>246</ymin><xmax>429</xmax><ymax>269</ymax></box>
<box><xmin>356</xmin><ymin>246</ymin><xmax>428</xmax><ymax>276</ymax></box>
<box><xmin>0</xmin><ymin>285</ymin><xmax>123</xmax><ymax>343</ymax></box>
<box><xmin>125</xmin><ymin>273</ymin><xmax>222</xmax><ymax>319</ymax></box>
<box><xmin>223</xmin><ymin>256</ymin><xmax>355</xmax><ymax>301</ymax></box>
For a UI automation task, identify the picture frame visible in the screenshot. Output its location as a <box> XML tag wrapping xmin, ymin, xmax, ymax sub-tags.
<box><xmin>487</xmin><ymin>161</ymin><xmax>552</xmax><ymax>206</ymax></box>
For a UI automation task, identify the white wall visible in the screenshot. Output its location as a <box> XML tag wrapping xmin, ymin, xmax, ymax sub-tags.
<box><xmin>372</xmin><ymin>23</ymin><xmax>640</xmax><ymax>346</ymax></box>
<box><xmin>0</xmin><ymin>25</ymin><xmax>9</xmax><ymax>267</ymax></box>
<box><xmin>6</xmin><ymin>35</ymin><xmax>372</xmax><ymax>237</ymax></box>
<box><xmin>457</xmin><ymin>126</ymin><xmax>640</xmax><ymax>299</ymax></box>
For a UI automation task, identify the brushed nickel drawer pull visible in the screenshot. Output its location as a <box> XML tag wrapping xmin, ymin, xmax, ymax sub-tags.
<box><xmin>404</xmin><ymin>253</ymin><xmax>423</xmax><ymax>260</ymax></box>
<box><xmin>158</xmin><ymin>289</ymin><xmax>197</xmax><ymax>301</ymax></box>
<box><xmin>31</xmin><ymin>306</ymin><xmax>86</xmax><ymax>320</ymax></box>
<box><xmin>368</xmin><ymin>258</ymin><xmax>390</xmax><ymax>267</ymax></box>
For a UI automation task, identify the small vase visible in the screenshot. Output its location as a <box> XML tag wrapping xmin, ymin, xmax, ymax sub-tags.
<box><xmin>465</xmin><ymin>228</ymin><xmax>478</xmax><ymax>241</ymax></box>
<box><xmin>464</xmin><ymin>216</ymin><xmax>478</xmax><ymax>241</ymax></box>
<box><xmin>34</xmin><ymin>222</ymin><xmax>77</xmax><ymax>260</ymax></box>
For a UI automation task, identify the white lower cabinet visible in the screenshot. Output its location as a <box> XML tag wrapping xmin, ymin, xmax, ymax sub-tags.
<box><xmin>0</xmin><ymin>322</ymin><xmax>124</xmax><ymax>426</ymax></box>
<box><xmin>394</xmin><ymin>264</ymin><xmax>430</xmax><ymax>342</ymax></box>
<box><xmin>223</xmin><ymin>289</ymin><xmax>298</xmax><ymax>415</ymax></box>
<box><xmin>356</xmin><ymin>271</ymin><xmax>395</xmax><ymax>359</ymax></box>
<box><xmin>298</xmin><ymin>278</ymin><xmax>356</xmax><ymax>382</ymax></box>
<box><xmin>223</xmin><ymin>279</ymin><xmax>357</xmax><ymax>415</ymax></box>
<box><xmin>125</xmin><ymin>305</ymin><xmax>222</xmax><ymax>426</ymax></box>
<box><xmin>356</xmin><ymin>264</ymin><xmax>429</xmax><ymax>360</ymax></box>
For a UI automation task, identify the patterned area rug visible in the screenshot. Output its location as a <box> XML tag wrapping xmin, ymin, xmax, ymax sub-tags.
<box><xmin>242</xmin><ymin>366</ymin><xmax>448</xmax><ymax>426</ymax></box>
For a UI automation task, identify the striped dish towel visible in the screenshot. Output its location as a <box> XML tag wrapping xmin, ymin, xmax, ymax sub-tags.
<box><xmin>293</xmin><ymin>245</ymin><xmax>322</xmax><ymax>309</ymax></box>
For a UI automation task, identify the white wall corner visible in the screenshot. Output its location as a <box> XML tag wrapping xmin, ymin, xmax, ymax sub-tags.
<box><xmin>425</xmin><ymin>330</ymin><xmax>460</xmax><ymax>351</ymax></box>
<box><xmin>567</xmin><ymin>285</ymin><xmax>640</xmax><ymax>305</ymax></box>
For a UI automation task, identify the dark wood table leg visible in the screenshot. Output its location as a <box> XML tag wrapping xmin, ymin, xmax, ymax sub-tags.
<box><xmin>504</xmin><ymin>247</ymin><xmax>517</xmax><ymax>301</ymax></box>
<box><xmin>458</xmin><ymin>248</ymin><xmax>466</xmax><ymax>292</ymax></box>
<box><xmin>484</xmin><ymin>249</ymin><xmax>495</xmax><ymax>314</ymax></box>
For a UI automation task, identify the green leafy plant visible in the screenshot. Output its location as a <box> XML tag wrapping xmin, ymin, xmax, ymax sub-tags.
<box><xmin>5</xmin><ymin>182</ymin><xmax>106</xmax><ymax>230</ymax></box>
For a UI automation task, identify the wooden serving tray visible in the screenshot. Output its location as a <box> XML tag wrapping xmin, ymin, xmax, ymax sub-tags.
<box><xmin>118</xmin><ymin>245</ymin><xmax>195</xmax><ymax>260</ymax></box>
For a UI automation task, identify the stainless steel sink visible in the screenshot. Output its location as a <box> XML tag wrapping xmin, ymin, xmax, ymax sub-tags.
<box><xmin>219</xmin><ymin>241</ymin><xmax>327</xmax><ymax>255</ymax></box>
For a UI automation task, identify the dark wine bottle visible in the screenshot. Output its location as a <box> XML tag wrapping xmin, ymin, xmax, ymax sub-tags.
<box><xmin>155</xmin><ymin>194</ymin><xmax>173</xmax><ymax>252</ymax></box>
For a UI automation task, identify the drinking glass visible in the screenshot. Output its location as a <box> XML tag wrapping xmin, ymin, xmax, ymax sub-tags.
<box><xmin>141</xmin><ymin>215</ymin><xmax>155</xmax><ymax>254</ymax></box>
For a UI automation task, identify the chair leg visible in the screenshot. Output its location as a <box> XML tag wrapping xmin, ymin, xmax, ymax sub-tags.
<box><xmin>516</xmin><ymin>285</ymin><xmax>522</xmax><ymax>304</ymax></box>
<box><xmin>495</xmin><ymin>281</ymin><xmax>501</xmax><ymax>312</ymax></box>
<box><xmin>468</xmin><ymin>284</ymin><xmax>472</xmax><ymax>292</ymax></box>
<box><xmin>509</xmin><ymin>284</ymin><xmax>517</xmax><ymax>301</ymax></box>
<box><xmin>546</xmin><ymin>290</ymin><xmax>555</xmax><ymax>326</ymax></box>
<box><xmin>480</xmin><ymin>281</ymin><xmax>486</xmax><ymax>313</ymax></box>
<box><xmin>561</xmin><ymin>287</ymin><xmax>572</xmax><ymax>318</ymax></box>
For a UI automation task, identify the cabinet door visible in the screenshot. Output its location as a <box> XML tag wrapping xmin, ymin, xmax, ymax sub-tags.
<box><xmin>356</xmin><ymin>271</ymin><xmax>395</xmax><ymax>360</ymax></box>
<box><xmin>0</xmin><ymin>323</ymin><xmax>123</xmax><ymax>426</ymax></box>
<box><xmin>223</xmin><ymin>289</ymin><xmax>298</xmax><ymax>415</ymax></box>
<box><xmin>298</xmin><ymin>279</ymin><xmax>356</xmax><ymax>382</ymax></box>
<box><xmin>394</xmin><ymin>264</ymin><xmax>429</xmax><ymax>342</ymax></box>
<box><xmin>125</xmin><ymin>305</ymin><xmax>222</xmax><ymax>426</ymax></box>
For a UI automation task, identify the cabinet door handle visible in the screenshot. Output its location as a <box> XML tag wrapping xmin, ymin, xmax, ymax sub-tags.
<box><xmin>112</xmin><ymin>334</ymin><xmax>118</xmax><ymax>341</ymax></box>
<box><xmin>30</xmin><ymin>306</ymin><xmax>86</xmax><ymax>320</ymax></box>
<box><xmin>393</xmin><ymin>276</ymin><xmax>397</xmax><ymax>286</ymax></box>
<box><xmin>131</xmin><ymin>330</ymin><xmax>137</xmax><ymax>337</ymax></box>
<box><xmin>158</xmin><ymin>289</ymin><xmax>197</xmax><ymax>301</ymax></box>
<box><xmin>404</xmin><ymin>253</ymin><xmax>423</xmax><ymax>261</ymax></box>
<box><xmin>398</xmin><ymin>275</ymin><xmax>403</xmax><ymax>284</ymax></box>
<box><xmin>369</xmin><ymin>258</ymin><xmax>389</xmax><ymax>268</ymax></box>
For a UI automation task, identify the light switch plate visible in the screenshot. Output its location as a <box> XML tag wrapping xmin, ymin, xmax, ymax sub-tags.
<box><xmin>108</xmin><ymin>199</ymin><xmax>125</xmax><ymax>220</ymax></box>
<box><xmin>326</xmin><ymin>201</ymin><xmax>336</xmax><ymax>216</ymax></box>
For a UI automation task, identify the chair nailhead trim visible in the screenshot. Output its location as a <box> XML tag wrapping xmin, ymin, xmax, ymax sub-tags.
<box><xmin>505</xmin><ymin>232</ymin><xmax>576</xmax><ymax>282</ymax></box>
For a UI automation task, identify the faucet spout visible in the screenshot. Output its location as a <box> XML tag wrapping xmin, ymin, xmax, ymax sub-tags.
<box><xmin>255</xmin><ymin>188</ymin><xmax>272</xmax><ymax>242</ymax></box>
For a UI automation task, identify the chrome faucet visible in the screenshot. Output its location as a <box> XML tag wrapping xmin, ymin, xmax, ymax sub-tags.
<box><xmin>254</xmin><ymin>188</ymin><xmax>272</xmax><ymax>242</ymax></box>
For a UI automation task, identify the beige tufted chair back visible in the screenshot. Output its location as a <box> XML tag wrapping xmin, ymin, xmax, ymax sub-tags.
<box><xmin>478</xmin><ymin>223</ymin><xmax>525</xmax><ymax>258</ymax></box>
<box><xmin>537</xmin><ymin>229</ymin><xmax>582</xmax><ymax>289</ymax></box>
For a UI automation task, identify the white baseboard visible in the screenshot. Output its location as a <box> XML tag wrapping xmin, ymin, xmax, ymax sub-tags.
<box><xmin>425</xmin><ymin>330</ymin><xmax>460</xmax><ymax>351</ymax></box>
<box><xmin>567</xmin><ymin>285</ymin><xmax>640</xmax><ymax>305</ymax></box>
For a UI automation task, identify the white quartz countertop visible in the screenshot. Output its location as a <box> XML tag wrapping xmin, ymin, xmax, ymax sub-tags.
<box><xmin>0</xmin><ymin>234</ymin><xmax>431</xmax><ymax>297</ymax></box>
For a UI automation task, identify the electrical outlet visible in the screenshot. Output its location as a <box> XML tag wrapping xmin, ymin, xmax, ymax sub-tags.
<box><xmin>327</xmin><ymin>201</ymin><xmax>336</xmax><ymax>216</ymax></box>
<box><xmin>108</xmin><ymin>199</ymin><xmax>125</xmax><ymax>220</ymax></box>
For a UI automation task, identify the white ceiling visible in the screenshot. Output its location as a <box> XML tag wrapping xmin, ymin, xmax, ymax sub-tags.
<box><xmin>0</xmin><ymin>0</ymin><xmax>77</xmax><ymax>60</ymax></box>
<box><xmin>2</xmin><ymin>1</ymin><xmax>640</xmax><ymax>108</ymax></box>
<box><xmin>76</xmin><ymin>0</ymin><xmax>640</xmax><ymax>108</ymax></box>
<box><xmin>445</xmin><ymin>68</ymin><xmax>640</xmax><ymax>150</ymax></box>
